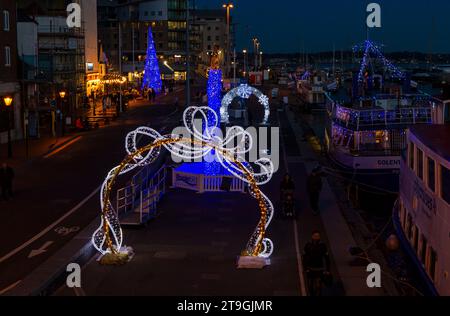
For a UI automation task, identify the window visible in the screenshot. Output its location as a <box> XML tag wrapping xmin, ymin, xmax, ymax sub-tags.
<box><xmin>4</xmin><ymin>46</ymin><xmax>11</xmax><ymax>66</ymax></box>
<box><xmin>417</xmin><ymin>148</ymin><xmax>423</xmax><ymax>180</ymax></box>
<box><xmin>445</xmin><ymin>103</ymin><xmax>450</xmax><ymax>124</ymax></box>
<box><xmin>144</xmin><ymin>11</ymin><xmax>148</xmax><ymax>16</ymax></box>
<box><xmin>215</xmin><ymin>36</ymin><xmax>220</xmax><ymax>41</ymax></box>
<box><xmin>428</xmin><ymin>158</ymin><xmax>435</xmax><ymax>192</ymax></box>
<box><xmin>409</xmin><ymin>142</ymin><xmax>415</xmax><ymax>170</ymax></box>
<box><xmin>406</xmin><ymin>214</ymin><xmax>413</xmax><ymax>240</ymax></box>
<box><xmin>441</xmin><ymin>165</ymin><xmax>450</xmax><ymax>205</ymax></box>
<box><xmin>428</xmin><ymin>248</ymin><xmax>437</xmax><ymax>282</ymax></box>
<box><xmin>420</xmin><ymin>235</ymin><xmax>427</xmax><ymax>265</ymax></box>
<box><xmin>207</xmin><ymin>36</ymin><xmax>211</xmax><ymax>41</ymax></box>
<box><xmin>158</xmin><ymin>11</ymin><xmax>163</xmax><ymax>16</ymax></box>
<box><xmin>3</xmin><ymin>11</ymin><xmax>9</xmax><ymax>31</ymax></box>
<box><xmin>412</xmin><ymin>226</ymin><xmax>419</xmax><ymax>252</ymax></box>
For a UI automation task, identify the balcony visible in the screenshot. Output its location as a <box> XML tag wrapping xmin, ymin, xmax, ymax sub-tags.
<box><xmin>38</xmin><ymin>25</ymin><xmax>85</xmax><ymax>37</ymax></box>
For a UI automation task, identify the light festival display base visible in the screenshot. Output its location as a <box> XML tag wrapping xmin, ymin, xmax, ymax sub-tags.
<box><xmin>92</xmin><ymin>106</ymin><xmax>275</xmax><ymax>266</ymax></box>
<box><xmin>237</xmin><ymin>255</ymin><xmax>271</xmax><ymax>269</ymax></box>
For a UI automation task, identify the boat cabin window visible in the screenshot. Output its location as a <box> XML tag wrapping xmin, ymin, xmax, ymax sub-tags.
<box><xmin>408</xmin><ymin>142</ymin><xmax>415</xmax><ymax>170</ymax></box>
<box><xmin>412</xmin><ymin>225</ymin><xmax>419</xmax><ymax>253</ymax></box>
<box><xmin>406</xmin><ymin>214</ymin><xmax>413</xmax><ymax>240</ymax></box>
<box><xmin>416</xmin><ymin>148</ymin><xmax>424</xmax><ymax>180</ymax></box>
<box><xmin>440</xmin><ymin>165</ymin><xmax>450</xmax><ymax>205</ymax></box>
<box><xmin>428</xmin><ymin>248</ymin><xmax>438</xmax><ymax>282</ymax></box>
<box><xmin>427</xmin><ymin>158</ymin><xmax>435</xmax><ymax>193</ymax></box>
<box><xmin>420</xmin><ymin>235</ymin><xmax>428</xmax><ymax>266</ymax></box>
<box><xmin>445</xmin><ymin>103</ymin><xmax>450</xmax><ymax>124</ymax></box>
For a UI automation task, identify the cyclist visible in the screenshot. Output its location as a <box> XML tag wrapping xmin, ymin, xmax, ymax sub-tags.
<box><xmin>280</xmin><ymin>174</ymin><xmax>295</xmax><ymax>217</ymax></box>
<box><xmin>303</xmin><ymin>230</ymin><xmax>331</xmax><ymax>296</ymax></box>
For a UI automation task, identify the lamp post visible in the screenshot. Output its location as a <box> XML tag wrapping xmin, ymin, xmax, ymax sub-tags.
<box><xmin>3</xmin><ymin>96</ymin><xmax>13</xmax><ymax>158</ymax></box>
<box><xmin>223</xmin><ymin>3</ymin><xmax>234</xmax><ymax>79</ymax></box>
<box><xmin>252</xmin><ymin>38</ymin><xmax>259</xmax><ymax>70</ymax></box>
<box><xmin>243</xmin><ymin>49</ymin><xmax>247</xmax><ymax>77</ymax></box>
<box><xmin>59</xmin><ymin>91</ymin><xmax>66</xmax><ymax>136</ymax></box>
<box><xmin>186</xmin><ymin>0</ymin><xmax>191</xmax><ymax>107</ymax></box>
<box><xmin>260</xmin><ymin>51</ymin><xmax>263</xmax><ymax>70</ymax></box>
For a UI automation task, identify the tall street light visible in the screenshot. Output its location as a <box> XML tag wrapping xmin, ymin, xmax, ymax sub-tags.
<box><xmin>252</xmin><ymin>37</ymin><xmax>259</xmax><ymax>70</ymax></box>
<box><xmin>3</xmin><ymin>96</ymin><xmax>13</xmax><ymax>158</ymax></box>
<box><xmin>243</xmin><ymin>49</ymin><xmax>247</xmax><ymax>77</ymax></box>
<box><xmin>223</xmin><ymin>3</ymin><xmax>234</xmax><ymax>79</ymax></box>
<box><xmin>59</xmin><ymin>90</ymin><xmax>66</xmax><ymax>136</ymax></box>
<box><xmin>260</xmin><ymin>51</ymin><xmax>263</xmax><ymax>70</ymax></box>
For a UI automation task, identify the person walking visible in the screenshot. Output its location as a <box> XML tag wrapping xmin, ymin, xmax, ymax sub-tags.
<box><xmin>0</xmin><ymin>163</ymin><xmax>15</xmax><ymax>201</ymax></box>
<box><xmin>306</xmin><ymin>166</ymin><xmax>323</xmax><ymax>215</ymax></box>
<box><xmin>174</xmin><ymin>96</ymin><xmax>180</xmax><ymax>111</ymax></box>
<box><xmin>102</xmin><ymin>95</ymin><xmax>107</xmax><ymax>115</ymax></box>
<box><xmin>303</xmin><ymin>230</ymin><xmax>331</xmax><ymax>296</ymax></box>
<box><xmin>151</xmin><ymin>88</ymin><xmax>156</xmax><ymax>102</ymax></box>
<box><xmin>280</xmin><ymin>173</ymin><xmax>296</xmax><ymax>217</ymax></box>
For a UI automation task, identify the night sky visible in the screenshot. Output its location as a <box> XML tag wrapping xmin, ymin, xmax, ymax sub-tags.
<box><xmin>195</xmin><ymin>0</ymin><xmax>450</xmax><ymax>53</ymax></box>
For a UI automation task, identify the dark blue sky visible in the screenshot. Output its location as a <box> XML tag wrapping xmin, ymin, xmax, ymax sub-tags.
<box><xmin>195</xmin><ymin>0</ymin><xmax>450</xmax><ymax>53</ymax></box>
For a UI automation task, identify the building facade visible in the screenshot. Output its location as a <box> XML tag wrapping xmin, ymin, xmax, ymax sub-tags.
<box><xmin>97</xmin><ymin>0</ymin><xmax>231</xmax><ymax>81</ymax></box>
<box><xmin>194</xmin><ymin>9</ymin><xmax>227</xmax><ymax>75</ymax></box>
<box><xmin>17</xmin><ymin>0</ymin><xmax>99</xmax><ymax>137</ymax></box>
<box><xmin>0</xmin><ymin>1</ymin><xmax>22</xmax><ymax>144</ymax></box>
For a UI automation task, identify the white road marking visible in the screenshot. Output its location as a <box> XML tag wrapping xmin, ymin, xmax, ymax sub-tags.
<box><xmin>0</xmin><ymin>186</ymin><xmax>101</xmax><ymax>264</ymax></box>
<box><xmin>293</xmin><ymin>220</ymin><xmax>307</xmax><ymax>296</ymax></box>
<box><xmin>28</xmin><ymin>241</ymin><xmax>54</xmax><ymax>259</ymax></box>
<box><xmin>0</xmin><ymin>280</ymin><xmax>21</xmax><ymax>295</ymax></box>
<box><xmin>278</xmin><ymin>108</ymin><xmax>307</xmax><ymax>296</ymax></box>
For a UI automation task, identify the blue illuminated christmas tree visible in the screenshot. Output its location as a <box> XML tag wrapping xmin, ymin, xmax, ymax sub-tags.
<box><xmin>142</xmin><ymin>27</ymin><xmax>162</xmax><ymax>93</ymax></box>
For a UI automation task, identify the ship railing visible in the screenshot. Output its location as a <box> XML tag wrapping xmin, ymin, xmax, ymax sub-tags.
<box><xmin>333</xmin><ymin>107</ymin><xmax>433</xmax><ymax>130</ymax></box>
<box><xmin>348</xmin><ymin>148</ymin><xmax>403</xmax><ymax>157</ymax></box>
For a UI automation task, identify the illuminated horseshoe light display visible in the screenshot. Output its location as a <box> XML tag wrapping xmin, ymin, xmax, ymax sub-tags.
<box><xmin>220</xmin><ymin>84</ymin><xmax>270</xmax><ymax>125</ymax></box>
<box><xmin>92</xmin><ymin>106</ymin><xmax>275</xmax><ymax>263</ymax></box>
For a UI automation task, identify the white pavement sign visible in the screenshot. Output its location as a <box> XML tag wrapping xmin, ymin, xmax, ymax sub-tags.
<box><xmin>28</xmin><ymin>241</ymin><xmax>54</xmax><ymax>259</ymax></box>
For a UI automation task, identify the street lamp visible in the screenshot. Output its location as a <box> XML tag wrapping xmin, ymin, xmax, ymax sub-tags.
<box><xmin>59</xmin><ymin>90</ymin><xmax>66</xmax><ymax>136</ymax></box>
<box><xmin>223</xmin><ymin>3</ymin><xmax>234</xmax><ymax>78</ymax></box>
<box><xmin>243</xmin><ymin>49</ymin><xmax>247</xmax><ymax>77</ymax></box>
<box><xmin>252</xmin><ymin>38</ymin><xmax>259</xmax><ymax>70</ymax></box>
<box><xmin>3</xmin><ymin>96</ymin><xmax>13</xmax><ymax>158</ymax></box>
<box><xmin>260</xmin><ymin>51</ymin><xmax>263</xmax><ymax>70</ymax></box>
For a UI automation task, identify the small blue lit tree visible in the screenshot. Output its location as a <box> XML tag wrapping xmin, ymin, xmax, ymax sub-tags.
<box><xmin>142</xmin><ymin>27</ymin><xmax>162</xmax><ymax>93</ymax></box>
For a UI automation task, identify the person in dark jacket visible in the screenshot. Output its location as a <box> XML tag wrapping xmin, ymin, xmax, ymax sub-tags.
<box><xmin>0</xmin><ymin>163</ymin><xmax>15</xmax><ymax>200</ymax></box>
<box><xmin>280</xmin><ymin>173</ymin><xmax>296</xmax><ymax>216</ymax></box>
<box><xmin>280</xmin><ymin>173</ymin><xmax>295</xmax><ymax>191</ymax></box>
<box><xmin>303</xmin><ymin>230</ymin><xmax>331</xmax><ymax>296</ymax></box>
<box><xmin>306</xmin><ymin>166</ymin><xmax>323</xmax><ymax>215</ymax></box>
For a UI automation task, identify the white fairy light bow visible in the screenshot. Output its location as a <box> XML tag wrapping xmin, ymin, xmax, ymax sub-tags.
<box><xmin>92</xmin><ymin>106</ymin><xmax>275</xmax><ymax>259</ymax></box>
<box><xmin>221</xmin><ymin>84</ymin><xmax>270</xmax><ymax>125</ymax></box>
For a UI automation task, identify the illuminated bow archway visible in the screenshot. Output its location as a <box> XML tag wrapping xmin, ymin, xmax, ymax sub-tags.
<box><xmin>92</xmin><ymin>107</ymin><xmax>275</xmax><ymax>264</ymax></box>
<box><xmin>220</xmin><ymin>84</ymin><xmax>270</xmax><ymax>125</ymax></box>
